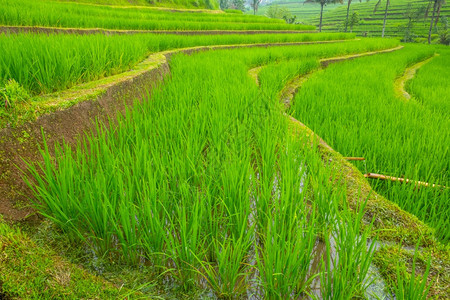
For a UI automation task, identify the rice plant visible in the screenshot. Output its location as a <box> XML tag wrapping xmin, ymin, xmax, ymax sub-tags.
<box><xmin>24</xmin><ymin>39</ymin><xmax>403</xmax><ymax>296</ymax></box>
<box><xmin>290</xmin><ymin>44</ymin><xmax>449</xmax><ymax>243</ymax></box>
<box><xmin>0</xmin><ymin>32</ymin><xmax>353</xmax><ymax>97</ymax></box>
<box><xmin>0</xmin><ymin>0</ymin><xmax>315</xmax><ymax>31</ymax></box>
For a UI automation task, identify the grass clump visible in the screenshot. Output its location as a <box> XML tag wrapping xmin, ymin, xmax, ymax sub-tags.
<box><xmin>0</xmin><ymin>79</ymin><xmax>29</xmax><ymax>109</ymax></box>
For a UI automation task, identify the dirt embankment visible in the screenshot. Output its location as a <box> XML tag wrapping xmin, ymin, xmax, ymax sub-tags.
<box><xmin>0</xmin><ymin>26</ymin><xmax>316</xmax><ymax>36</ymax></box>
<box><xmin>394</xmin><ymin>54</ymin><xmax>437</xmax><ymax>100</ymax></box>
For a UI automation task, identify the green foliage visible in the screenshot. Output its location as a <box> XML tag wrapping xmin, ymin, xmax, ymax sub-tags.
<box><xmin>350</xmin><ymin>11</ymin><xmax>359</xmax><ymax>30</ymax></box>
<box><xmin>343</xmin><ymin>11</ymin><xmax>360</xmax><ymax>32</ymax></box>
<box><xmin>266</xmin><ymin>5</ymin><xmax>291</xmax><ymax>19</ymax></box>
<box><xmin>0</xmin><ymin>79</ymin><xmax>29</xmax><ymax>109</ymax></box>
<box><xmin>437</xmin><ymin>16</ymin><xmax>449</xmax><ymax>44</ymax></box>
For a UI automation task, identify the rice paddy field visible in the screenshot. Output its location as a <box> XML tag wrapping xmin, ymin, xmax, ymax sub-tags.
<box><xmin>0</xmin><ymin>0</ymin><xmax>449</xmax><ymax>299</ymax></box>
<box><xmin>254</xmin><ymin>0</ymin><xmax>450</xmax><ymax>39</ymax></box>
<box><xmin>0</xmin><ymin>0</ymin><xmax>314</xmax><ymax>31</ymax></box>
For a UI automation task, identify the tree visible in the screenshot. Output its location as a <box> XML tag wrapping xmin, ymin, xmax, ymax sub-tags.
<box><xmin>344</xmin><ymin>0</ymin><xmax>362</xmax><ymax>33</ymax></box>
<box><xmin>266</xmin><ymin>5</ymin><xmax>290</xmax><ymax>19</ymax></box>
<box><xmin>348</xmin><ymin>11</ymin><xmax>359</xmax><ymax>32</ymax></box>
<box><xmin>427</xmin><ymin>0</ymin><xmax>438</xmax><ymax>43</ymax></box>
<box><xmin>373</xmin><ymin>0</ymin><xmax>390</xmax><ymax>38</ymax></box>
<box><xmin>250</xmin><ymin>0</ymin><xmax>262</xmax><ymax>15</ymax></box>
<box><xmin>231</xmin><ymin>0</ymin><xmax>245</xmax><ymax>11</ymax></box>
<box><xmin>283</xmin><ymin>14</ymin><xmax>297</xmax><ymax>24</ymax></box>
<box><xmin>219</xmin><ymin>0</ymin><xmax>228</xmax><ymax>9</ymax></box>
<box><xmin>304</xmin><ymin>0</ymin><xmax>344</xmax><ymax>32</ymax></box>
<box><xmin>438</xmin><ymin>16</ymin><xmax>449</xmax><ymax>45</ymax></box>
<box><xmin>434</xmin><ymin>0</ymin><xmax>447</xmax><ymax>29</ymax></box>
<box><xmin>401</xmin><ymin>4</ymin><xmax>426</xmax><ymax>42</ymax></box>
<box><xmin>426</xmin><ymin>0</ymin><xmax>446</xmax><ymax>43</ymax></box>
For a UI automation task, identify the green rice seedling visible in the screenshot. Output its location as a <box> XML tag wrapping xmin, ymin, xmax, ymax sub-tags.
<box><xmin>0</xmin><ymin>32</ymin><xmax>354</xmax><ymax>98</ymax></box>
<box><xmin>24</xmin><ymin>136</ymin><xmax>86</xmax><ymax>243</ymax></box>
<box><xmin>165</xmin><ymin>184</ymin><xmax>206</xmax><ymax>290</ymax></box>
<box><xmin>0</xmin><ymin>33</ymin><xmax>147</xmax><ymax>95</ymax></box>
<box><xmin>320</xmin><ymin>197</ymin><xmax>376</xmax><ymax>299</ymax></box>
<box><xmin>254</xmin><ymin>135</ymin><xmax>319</xmax><ymax>299</ymax></box>
<box><xmin>194</xmin><ymin>224</ymin><xmax>254</xmax><ymax>298</ymax></box>
<box><xmin>391</xmin><ymin>244</ymin><xmax>432</xmax><ymax>300</ymax></box>
<box><xmin>219</xmin><ymin>147</ymin><xmax>253</xmax><ymax>242</ymax></box>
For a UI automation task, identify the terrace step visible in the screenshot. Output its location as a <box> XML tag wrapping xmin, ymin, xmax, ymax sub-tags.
<box><xmin>0</xmin><ymin>25</ymin><xmax>317</xmax><ymax>36</ymax></box>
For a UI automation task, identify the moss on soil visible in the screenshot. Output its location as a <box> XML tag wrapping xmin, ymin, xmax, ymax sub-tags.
<box><xmin>394</xmin><ymin>53</ymin><xmax>438</xmax><ymax>101</ymax></box>
<box><xmin>0</xmin><ymin>220</ymin><xmax>141</xmax><ymax>299</ymax></box>
<box><xmin>373</xmin><ymin>245</ymin><xmax>450</xmax><ymax>299</ymax></box>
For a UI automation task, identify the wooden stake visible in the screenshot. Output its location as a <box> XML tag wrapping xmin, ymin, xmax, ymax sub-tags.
<box><xmin>364</xmin><ymin>173</ymin><xmax>446</xmax><ymax>189</ymax></box>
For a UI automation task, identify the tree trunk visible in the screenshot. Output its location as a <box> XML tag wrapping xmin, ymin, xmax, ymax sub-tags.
<box><xmin>319</xmin><ymin>3</ymin><xmax>324</xmax><ymax>32</ymax></box>
<box><xmin>253</xmin><ymin>7</ymin><xmax>256</xmax><ymax>15</ymax></box>
<box><xmin>345</xmin><ymin>0</ymin><xmax>352</xmax><ymax>32</ymax></box>
<box><xmin>381</xmin><ymin>0</ymin><xmax>389</xmax><ymax>38</ymax></box>
<box><xmin>434</xmin><ymin>4</ymin><xmax>441</xmax><ymax>29</ymax></box>
<box><xmin>428</xmin><ymin>0</ymin><xmax>437</xmax><ymax>44</ymax></box>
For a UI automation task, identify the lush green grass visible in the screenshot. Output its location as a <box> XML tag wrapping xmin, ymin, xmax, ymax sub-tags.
<box><xmin>0</xmin><ymin>32</ymin><xmax>352</xmax><ymax>98</ymax></box>
<box><xmin>290</xmin><ymin>44</ymin><xmax>449</xmax><ymax>242</ymax></box>
<box><xmin>0</xmin><ymin>0</ymin><xmax>314</xmax><ymax>31</ymax></box>
<box><xmin>24</xmin><ymin>39</ymin><xmax>402</xmax><ymax>297</ymax></box>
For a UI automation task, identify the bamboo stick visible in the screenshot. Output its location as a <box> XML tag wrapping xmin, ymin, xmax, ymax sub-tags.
<box><xmin>364</xmin><ymin>173</ymin><xmax>446</xmax><ymax>189</ymax></box>
<box><xmin>344</xmin><ymin>157</ymin><xmax>365</xmax><ymax>161</ymax></box>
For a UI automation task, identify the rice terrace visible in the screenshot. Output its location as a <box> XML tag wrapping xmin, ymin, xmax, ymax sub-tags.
<box><xmin>0</xmin><ymin>0</ymin><xmax>448</xmax><ymax>298</ymax></box>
